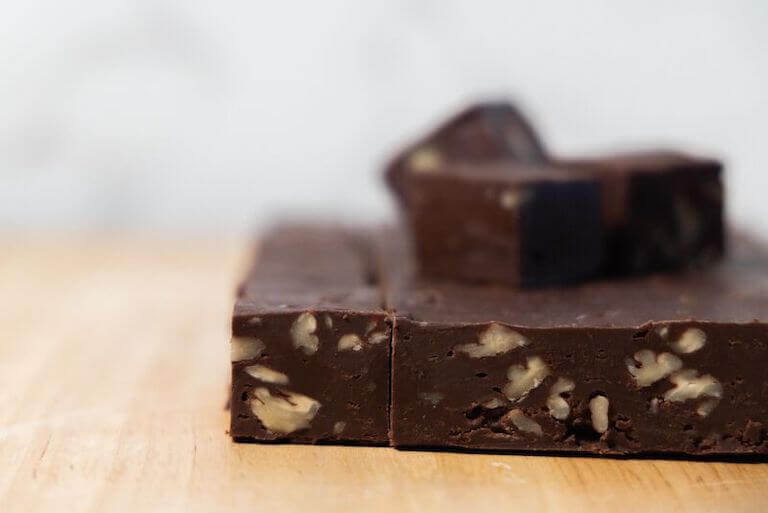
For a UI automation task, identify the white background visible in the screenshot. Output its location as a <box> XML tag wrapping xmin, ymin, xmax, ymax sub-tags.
<box><xmin>2</xmin><ymin>1</ymin><xmax>767</xmax><ymax>235</ymax></box>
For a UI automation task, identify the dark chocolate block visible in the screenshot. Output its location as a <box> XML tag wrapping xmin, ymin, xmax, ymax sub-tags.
<box><xmin>388</xmin><ymin>103</ymin><xmax>724</xmax><ymax>284</ymax></box>
<box><xmin>394</xmin><ymin>161</ymin><xmax>605</xmax><ymax>287</ymax></box>
<box><xmin>557</xmin><ymin>151</ymin><xmax>725</xmax><ymax>275</ymax></box>
<box><xmin>230</xmin><ymin>226</ymin><xmax>391</xmax><ymax>444</ymax></box>
<box><xmin>386</xmin><ymin>101</ymin><xmax>548</xmax><ymax>200</ymax></box>
<box><xmin>385</xmin><ymin>231</ymin><xmax>768</xmax><ymax>456</ymax></box>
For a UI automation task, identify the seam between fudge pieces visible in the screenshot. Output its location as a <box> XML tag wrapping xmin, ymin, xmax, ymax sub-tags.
<box><xmin>387</xmin><ymin>315</ymin><xmax>395</xmax><ymax>442</ymax></box>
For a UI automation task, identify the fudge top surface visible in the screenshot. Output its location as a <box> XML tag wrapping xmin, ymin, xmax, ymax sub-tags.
<box><xmin>405</xmin><ymin>160</ymin><xmax>597</xmax><ymax>185</ymax></box>
<box><xmin>235</xmin><ymin>225</ymin><xmax>767</xmax><ymax>328</ymax></box>
<box><xmin>235</xmin><ymin>225</ymin><xmax>384</xmax><ymax>317</ymax></box>
<box><xmin>556</xmin><ymin>150</ymin><xmax>722</xmax><ymax>175</ymax></box>
<box><xmin>407</xmin><ymin>100</ymin><xmax>547</xmax><ymax>157</ymax></box>
<box><xmin>403</xmin><ymin>150</ymin><xmax>720</xmax><ymax>186</ymax></box>
<box><xmin>383</xmin><ymin>231</ymin><xmax>768</xmax><ymax>328</ymax></box>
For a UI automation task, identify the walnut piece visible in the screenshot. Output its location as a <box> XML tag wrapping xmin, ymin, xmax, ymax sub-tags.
<box><xmin>456</xmin><ymin>323</ymin><xmax>529</xmax><ymax>358</ymax></box>
<box><xmin>627</xmin><ymin>350</ymin><xmax>682</xmax><ymax>387</ymax></box>
<box><xmin>245</xmin><ymin>364</ymin><xmax>289</xmax><ymax>385</ymax></box>
<box><xmin>547</xmin><ymin>377</ymin><xmax>575</xmax><ymax>420</ymax></box>
<box><xmin>504</xmin><ymin>356</ymin><xmax>550</xmax><ymax>402</ymax></box>
<box><xmin>367</xmin><ymin>331</ymin><xmax>388</xmax><ymax>345</ymax></box>
<box><xmin>589</xmin><ymin>395</ymin><xmax>610</xmax><ymax>434</ymax></box>
<box><xmin>250</xmin><ymin>387</ymin><xmax>321</xmax><ymax>434</ymax></box>
<box><xmin>230</xmin><ymin>336</ymin><xmax>265</xmax><ymax>362</ymax></box>
<box><xmin>499</xmin><ymin>189</ymin><xmax>533</xmax><ymax>210</ymax></box>
<box><xmin>333</xmin><ymin>421</ymin><xmax>346</xmax><ymax>435</ymax></box>
<box><xmin>671</xmin><ymin>328</ymin><xmax>706</xmax><ymax>354</ymax></box>
<box><xmin>408</xmin><ymin>147</ymin><xmax>442</xmax><ymax>173</ymax></box>
<box><xmin>499</xmin><ymin>190</ymin><xmax>522</xmax><ymax>210</ymax></box>
<box><xmin>649</xmin><ymin>398</ymin><xmax>660</xmax><ymax>414</ymax></box>
<box><xmin>291</xmin><ymin>312</ymin><xmax>319</xmax><ymax>354</ymax></box>
<box><xmin>664</xmin><ymin>369</ymin><xmax>723</xmax><ymax>403</ymax></box>
<box><xmin>338</xmin><ymin>330</ymin><xmax>388</xmax><ymax>351</ymax></box>
<box><xmin>504</xmin><ymin>409</ymin><xmax>542</xmax><ymax>436</ymax></box>
<box><xmin>338</xmin><ymin>334</ymin><xmax>363</xmax><ymax>351</ymax></box>
<box><xmin>324</xmin><ymin>315</ymin><xmax>333</xmax><ymax>329</ymax></box>
<box><xmin>697</xmin><ymin>399</ymin><xmax>720</xmax><ymax>418</ymax></box>
<box><xmin>483</xmin><ymin>398</ymin><xmax>505</xmax><ymax>409</ymax></box>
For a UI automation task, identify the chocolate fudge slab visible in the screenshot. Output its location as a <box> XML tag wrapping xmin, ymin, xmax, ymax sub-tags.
<box><xmin>558</xmin><ymin>151</ymin><xmax>725</xmax><ymax>275</ymax></box>
<box><xmin>230</xmin><ymin>226</ymin><xmax>391</xmax><ymax>444</ymax></box>
<box><xmin>385</xmin><ymin>232</ymin><xmax>768</xmax><ymax>456</ymax></box>
<box><xmin>395</xmin><ymin>161</ymin><xmax>605</xmax><ymax>287</ymax></box>
<box><xmin>386</xmin><ymin>101</ymin><xmax>548</xmax><ymax>200</ymax></box>
<box><xmin>388</xmin><ymin>103</ymin><xmax>723</xmax><ymax>282</ymax></box>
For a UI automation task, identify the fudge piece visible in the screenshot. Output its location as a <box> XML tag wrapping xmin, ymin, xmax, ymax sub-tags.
<box><xmin>394</xmin><ymin>161</ymin><xmax>605</xmax><ymax>287</ymax></box>
<box><xmin>386</xmin><ymin>101</ymin><xmax>548</xmax><ymax>200</ymax></box>
<box><xmin>558</xmin><ymin>151</ymin><xmax>725</xmax><ymax>275</ymax></box>
<box><xmin>230</xmin><ymin>226</ymin><xmax>391</xmax><ymax>444</ymax></box>
<box><xmin>388</xmin><ymin>104</ymin><xmax>724</xmax><ymax>281</ymax></box>
<box><xmin>385</xmin><ymin>231</ymin><xmax>768</xmax><ymax>456</ymax></box>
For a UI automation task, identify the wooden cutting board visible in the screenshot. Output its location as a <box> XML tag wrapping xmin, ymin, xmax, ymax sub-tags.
<box><xmin>1</xmin><ymin>238</ymin><xmax>766</xmax><ymax>513</ymax></box>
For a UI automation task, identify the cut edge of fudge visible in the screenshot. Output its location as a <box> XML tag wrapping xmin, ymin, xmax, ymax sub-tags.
<box><xmin>381</xmin><ymin>228</ymin><xmax>768</xmax><ymax>456</ymax></box>
<box><xmin>556</xmin><ymin>149</ymin><xmax>725</xmax><ymax>275</ymax></box>
<box><xmin>229</xmin><ymin>224</ymin><xmax>392</xmax><ymax>445</ymax></box>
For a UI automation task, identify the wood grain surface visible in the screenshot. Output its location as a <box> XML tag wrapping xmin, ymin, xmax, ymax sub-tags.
<box><xmin>1</xmin><ymin>238</ymin><xmax>766</xmax><ymax>513</ymax></box>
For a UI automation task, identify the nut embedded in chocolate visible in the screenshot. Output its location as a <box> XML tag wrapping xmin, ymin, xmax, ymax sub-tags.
<box><xmin>291</xmin><ymin>312</ymin><xmax>319</xmax><ymax>355</ymax></box>
<box><xmin>671</xmin><ymin>328</ymin><xmax>707</xmax><ymax>354</ymax></box>
<box><xmin>250</xmin><ymin>387</ymin><xmax>321</xmax><ymax>435</ymax></box>
<box><xmin>230</xmin><ymin>336</ymin><xmax>265</xmax><ymax>362</ymax></box>
<box><xmin>504</xmin><ymin>356</ymin><xmax>550</xmax><ymax>402</ymax></box>
<box><xmin>627</xmin><ymin>350</ymin><xmax>683</xmax><ymax>387</ymax></box>
<box><xmin>547</xmin><ymin>377</ymin><xmax>575</xmax><ymax>421</ymax></box>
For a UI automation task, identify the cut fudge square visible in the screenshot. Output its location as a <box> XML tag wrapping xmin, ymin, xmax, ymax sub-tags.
<box><xmin>385</xmin><ymin>231</ymin><xmax>768</xmax><ymax>456</ymax></box>
<box><xmin>394</xmin><ymin>161</ymin><xmax>605</xmax><ymax>287</ymax></box>
<box><xmin>230</xmin><ymin>226</ymin><xmax>391</xmax><ymax>444</ymax></box>
<box><xmin>386</xmin><ymin>101</ymin><xmax>548</xmax><ymax>202</ymax></box>
<box><xmin>558</xmin><ymin>150</ymin><xmax>724</xmax><ymax>275</ymax></box>
<box><xmin>388</xmin><ymin>104</ymin><xmax>724</xmax><ymax>281</ymax></box>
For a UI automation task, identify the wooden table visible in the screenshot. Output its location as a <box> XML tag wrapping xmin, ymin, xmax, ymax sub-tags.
<box><xmin>2</xmin><ymin>238</ymin><xmax>766</xmax><ymax>513</ymax></box>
